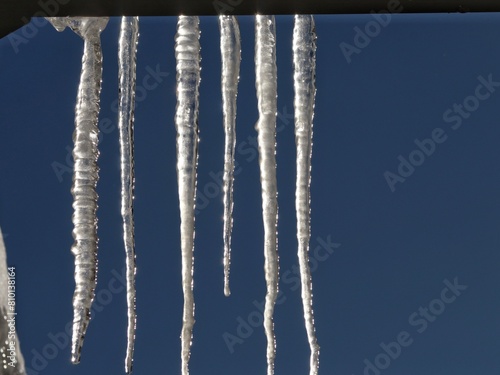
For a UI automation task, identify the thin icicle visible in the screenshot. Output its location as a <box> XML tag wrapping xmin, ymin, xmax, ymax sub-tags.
<box><xmin>218</xmin><ymin>15</ymin><xmax>241</xmax><ymax>297</ymax></box>
<box><xmin>175</xmin><ymin>16</ymin><xmax>201</xmax><ymax>375</ymax></box>
<box><xmin>0</xmin><ymin>228</ymin><xmax>26</xmax><ymax>375</ymax></box>
<box><xmin>293</xmin><ymin>15</ymin><xmax>319</xmax><ymax>375</ymax></box>
<box><xmin>46</xmin><ymin>17</ymin><xmax>109</xmax><ymax>364</ymax></box>
<box><xmin>118</xmin><ymin>16</ymin><xmax>139</xmax><ymax>374</ymax></box>
<box><xmin>255</xmin><ymin>15</ymin><xmax>279</xmax><ymax>375</ymax></box>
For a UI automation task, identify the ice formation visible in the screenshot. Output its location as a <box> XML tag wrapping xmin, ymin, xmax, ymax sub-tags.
<box><xmin>118</xmin><ymin>16</ymin><xmax>140</xmax><ymax>374</ymax></box>
<box><xmin>174</xmin><ymin>16</ymin><xmax>201</xmax><ymax>375</ymax></box>
<box><xmin>218</xmin><ymin>15</ymin><xmax>241</xmax><ymax>297</ymax></box>
<box><xmin>255</xmin><ymin>15</ymin><xmax>280</xmax><ymax>375</ymax></box>
<box><xmin>46</xmin><ymin>16</ymin><xmax>109</xmax><ymax>364</ymax></box>
<box><xmin>293</xmin><ymin>14</ymin><xmax>320</xmax><ymax>375</ymax></box>
<box><xmin>40</xmin><ymin>14</ymin><xmax>322</xmax><ymax>375</ymax></box>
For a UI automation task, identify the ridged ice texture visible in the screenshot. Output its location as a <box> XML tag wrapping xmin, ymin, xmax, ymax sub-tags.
<box><xmin>293</xmin><ymin>15</ymin><xmax>319</xmax><ymax>375</ymax></box>
<box><xmin>218</xmin><ymin>15</ymin><xmax>241</xmax><ymax>297</ymax></box>
<box><xmin>118</xmin><ymin>16</ymin><xmax>139</xmax><ymax>374</ymax></box>
<box><xmin>0</xmin><ymin>229</ymin><xmax>26</xmax><ymax>375</ymax></box>
<box><xmin>46</xmin><ymin>17</ymin><xmax>109</xmax><ymax>364</ymax></box>
<box><xmin>175</xmin><ymin>16</ymin><xmax>201</xmax><ymax>375</ymax></box>
<box><xmin>255</xmin><ymin>15</ymin><xmax>279</xmax><ymax>375</ymax></box>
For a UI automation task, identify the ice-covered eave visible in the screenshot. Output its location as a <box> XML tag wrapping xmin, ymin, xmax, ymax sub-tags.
<box><xmin>2</xmin><ymin>0</ymin><xmax>500</xmax><ymax>39</ymax></box>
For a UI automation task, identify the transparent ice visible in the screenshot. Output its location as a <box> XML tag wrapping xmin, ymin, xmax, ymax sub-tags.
<box><xmin>175</xmin><ymin>16</ymin><xmax>201</xmax><ymax>375</ymax></box>
<box><xmin>46</xmin><ymin>16</ymin><xmax>109</xmax><ymax>364</ymax></box>
<box><xmin>255</xmin><ymin>15</ymin><xmax>279</xmax><ymax>375</ymax></box>
<box><xmin>118</xmin><ymin>16</ymin><xmax>140</xmax><ymax>374</ymax></box>
<box><xmin>293</xmin><ymin>14</ymin><xmax>320</xmax><ymax>375</ymax></box>
<box><xmin>41</xmin><ymin>15</ymin><xmax>323</xmax><ymax>375</ymax></box>
<box><xmin>219</xmin><ymin>15</ymin><xmax>241</xmax><ymax>297</ymax></box>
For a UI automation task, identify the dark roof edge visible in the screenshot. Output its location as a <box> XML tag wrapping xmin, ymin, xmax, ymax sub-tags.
<box><xmin>2</xmin><ymin>0</ymin><xmax>500</xmax><ymax>39</ymax></box>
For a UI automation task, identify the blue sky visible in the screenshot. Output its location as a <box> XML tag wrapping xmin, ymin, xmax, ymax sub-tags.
<box><xmin>1</xmin><ymin>13</ymin><xmax>500</xmax><ymax>375</ymax></box>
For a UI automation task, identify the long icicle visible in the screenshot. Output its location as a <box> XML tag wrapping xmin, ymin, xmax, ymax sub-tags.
<box><xmin>46</xmin><ymin>16</ymin><xmax>109</xmax><ymax>364</ymax></box>
<box><xmin>175</xmin><ymin>16</ymin><xmax>201</xmax><ymax>375</ymax></box>
<box><xmin>0</xmin><ymin>228</ymin><xmax>26</xmax><ymax>375</ymax></box>
<box><xmin>218</xmin><ymin>15</ymin><xmax>241</xmax><ymax>297</ymax></box>
<box><xmin>293</xmin><ymin>15</ymin><xmax>319</xmax><ymax>375</ymax></box>
<box><xmin>255</xmin><ymin>15</ymin><xmax>279</xmax><ymax>375</ymax></box>
<box><xmin>118</xmin><ymin>16</ymin><xmax>139</xmax><ymax>374</ymax></box>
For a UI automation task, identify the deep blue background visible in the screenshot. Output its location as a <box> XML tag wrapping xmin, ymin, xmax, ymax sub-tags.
<box><xmin>1</xmin><ymin>13</ymin><xmax>500</xmax><ymax>375</ymax></box>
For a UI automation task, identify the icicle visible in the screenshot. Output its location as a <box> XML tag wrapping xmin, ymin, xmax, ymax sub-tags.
<box><xmin>118</xmin><ymin>16</ymin><xmax>139</xmax><ymax>374</ymax></box>
<box><xmin>293</xmin><ymin>15</ymin><xmax>319</xmax><ymax>375</ymax></box>
<box><xmin>0</xmin><ymin>228</ymin><xmax>26</xmax><ymax>375</ymax></box>
<box><xmin>218</xmin><ymin>15</ymin><xmax>241</xmax><ymax>297</ymax></box>
<box><xmin>255</xmin><ymin>15</ymin><xmax>279</xmax><ymax>375</ymax></box>
<box><xmin>46</xmin><ymin>16</ymin><xmax>109</xmax><ymax>364</ymax></box>
<box><xmin>175</xmin><ymin>16</ymin><xmax>201</xmax><ymax>375</ymax></box>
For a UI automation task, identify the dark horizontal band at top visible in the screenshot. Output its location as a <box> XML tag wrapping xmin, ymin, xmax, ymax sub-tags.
<box><xmin>2</xmin><ymin>0</ymin><xmax>500</xmax><ymax>39</ymax></box>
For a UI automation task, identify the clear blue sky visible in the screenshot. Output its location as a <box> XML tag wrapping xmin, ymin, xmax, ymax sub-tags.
<box><xmin>1</xmin><ymin>13</ymin><xmax>500</xmax><ymax>375</ymax></box>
